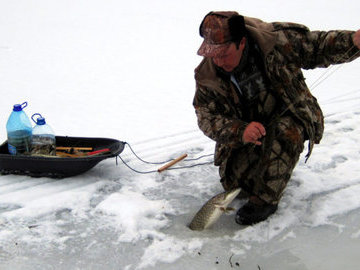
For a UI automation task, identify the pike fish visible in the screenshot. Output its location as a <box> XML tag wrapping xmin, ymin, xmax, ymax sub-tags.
<box><xmin>188</xmin><ymin>188</ymin><xmax>241</xmax><ymax>231</ymax></box>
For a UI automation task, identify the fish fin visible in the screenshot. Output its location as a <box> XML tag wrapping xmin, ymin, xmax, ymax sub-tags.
<box><xmin>214</xmin><ymin>203</ymin><xmax>223</xmax><ymax>209</ymax></box>
<box><xmin>218</xmin><ymin>207</ymin><xmax>236</xmax><ymax>213</ymax></box>
<box><xmin>218</xmin><ymin>206</ymin><xmax>235</xmax><ymax>213</ymax></box>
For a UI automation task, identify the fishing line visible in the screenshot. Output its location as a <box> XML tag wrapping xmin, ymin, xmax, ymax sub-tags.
<box><xmin>309</xmin><ymin>45</ymin><xmax>360</xmax><ymax>91</ymax></box>
<box><xmin>268</xmin><ymin>45</ymin><xmax>360</xmax><ymax>125</ymax></box>
<box><xmin>321</xmin><ymin>88</ymin><xmax>360</xmax><ymax>105</ymax></box>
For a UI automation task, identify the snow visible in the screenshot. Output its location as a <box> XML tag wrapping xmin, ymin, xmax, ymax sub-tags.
<box><xmin>1</xmin><ymin>0</ymin><xmax>360</xmax><ymax>269</ymax></box>
<box><xmin>95</xmin><ymin>187</ymin><xmax>176</xmax><ymax>243</ymax></box>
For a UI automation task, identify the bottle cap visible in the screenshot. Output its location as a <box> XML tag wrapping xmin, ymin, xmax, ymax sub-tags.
<box><xmin>36</xmin><ymin>117</ymin><xmax>46</xmax><ymax>125</ymax></box>
<box><xmin>31</xmin><ymin>113</ymin><xmax>46</xmax><ymax>125</ymax></box>
<box><xmin>13</xmin><ymin>104</ymin><xmax>22</xmax><ymax>111</ymax></box>
<box><xmin>13</xmin><ymin>102</ymin><xmax>27</xmax><ymax>112</ymax></box>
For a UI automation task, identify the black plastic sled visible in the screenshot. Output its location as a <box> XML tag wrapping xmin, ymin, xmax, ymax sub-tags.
<box><xmin>0</xmin><ymin>136</ymin><xmax>125</xmax><ymax>178</ymax></box>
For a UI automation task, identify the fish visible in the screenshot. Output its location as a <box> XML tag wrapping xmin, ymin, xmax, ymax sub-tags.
<box><xmin>188</xmin><ymin>188</ymin><xmax>241</xmax><ymax>231</ymax></box>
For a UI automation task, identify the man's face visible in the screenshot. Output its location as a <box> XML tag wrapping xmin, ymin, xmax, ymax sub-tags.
<box><xmin>212</xmin><ymin>37</ymin><xmax>246</xmax><ymax>72</ymax></box>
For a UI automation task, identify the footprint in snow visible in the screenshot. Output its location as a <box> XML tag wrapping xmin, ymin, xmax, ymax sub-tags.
<box><xmin>320</xmin><ymin>155</ymin><xmax>348</xmax><ymax>170</ymax></box>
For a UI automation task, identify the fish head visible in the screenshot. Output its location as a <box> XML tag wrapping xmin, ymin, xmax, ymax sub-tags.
<box><xmin>216</xmin><ymin>188</ymin><xmax>241</xmax><ymax>207</ymax></box>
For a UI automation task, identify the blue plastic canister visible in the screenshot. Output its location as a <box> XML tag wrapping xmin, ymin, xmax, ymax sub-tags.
<box><xmin>6</xmin><ymin>102</ymin><xmax>32</xmax><ymax>155</ymax></box>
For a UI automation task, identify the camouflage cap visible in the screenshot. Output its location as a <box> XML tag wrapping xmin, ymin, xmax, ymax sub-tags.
<box><xmin>197</xmin><ymin>11</ymin><xmax>242</xmax><ymax>57</ymax></box>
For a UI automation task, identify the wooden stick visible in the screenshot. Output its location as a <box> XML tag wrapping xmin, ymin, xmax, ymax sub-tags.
<box><xmin>157</xmin><ymin>154</ymin><xmax>188</xmax><ymax>173</ymax></box>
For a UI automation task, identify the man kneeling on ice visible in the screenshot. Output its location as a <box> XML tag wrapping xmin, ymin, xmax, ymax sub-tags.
<box><xmin>193</xmin><ymin>11</ymin><xmax>360</xmax><ymax>225</ymax></box>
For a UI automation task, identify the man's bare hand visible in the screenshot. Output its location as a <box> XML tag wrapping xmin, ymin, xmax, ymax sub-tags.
<box><xmin>242</xmin><ymin>122</ymin><xmax>266</xmax><ymax>145</ymax></box>
<box><xmin>353</xmin><ymin>29</ymin><xmax>360</xmax><ymax>49</ymax></box>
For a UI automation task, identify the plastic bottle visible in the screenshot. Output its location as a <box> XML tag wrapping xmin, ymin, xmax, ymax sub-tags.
<box><xmin>31</xmin><ymin>113</ymin><xmax>56</xmax><ymax>156</ymax></box>
<box><xmin>6</xmin><ymin>102</ymin><xmax>33</xmax><ymax>155</ymax></box>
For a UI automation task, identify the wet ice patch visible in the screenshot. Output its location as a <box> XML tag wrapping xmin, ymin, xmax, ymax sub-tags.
<box><xmin>95</xmin><ymin>187</ymin><xmax>176</xmax><ymax>242</ymax></box>
<box><xmin>351</xmin><ymin>229</ymin><xmax>360</xmax><ymax>239</ymax></box>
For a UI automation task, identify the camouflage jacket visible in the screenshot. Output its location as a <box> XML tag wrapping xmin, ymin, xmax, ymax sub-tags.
<box><xmin>193</xmin><ymin>17</ymin><xmax>359</xmax><ymax>166</ymax></box>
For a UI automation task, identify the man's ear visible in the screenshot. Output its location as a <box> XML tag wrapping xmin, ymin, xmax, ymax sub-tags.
<box><xmin>239</xmin><ymin>37</ymin><xmax>246</xmax><ymax>50</ymax></box>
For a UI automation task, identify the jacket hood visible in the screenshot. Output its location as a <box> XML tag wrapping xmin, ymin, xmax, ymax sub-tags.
<box><xmin>244</xmin><ymin>16</ymin><xmax>278</xmax><ymax>56</ymax></box>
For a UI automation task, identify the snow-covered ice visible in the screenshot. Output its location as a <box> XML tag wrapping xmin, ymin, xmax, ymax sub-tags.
<box><xmin>1</xmin><ymin>0</ymin><xmax>360</xmax><ymax>269</ymax></box>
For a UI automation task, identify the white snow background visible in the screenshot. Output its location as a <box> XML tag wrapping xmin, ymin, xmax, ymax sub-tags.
<box><xmin>1</xmin><ymin>0</ymin><xmax>360</xmax><ymax>269</ymax></box>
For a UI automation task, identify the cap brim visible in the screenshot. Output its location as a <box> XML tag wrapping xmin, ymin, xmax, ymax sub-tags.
<box><xmin>197</xmin><ymin>40</ymin><xmax>230</xmax><ymax>57</ymax></box>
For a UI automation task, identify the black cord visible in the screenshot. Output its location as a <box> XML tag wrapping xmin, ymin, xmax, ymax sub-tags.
<box><xmin>124</xmin><ymin>142</ymin><xmax>172</xmax><ymax>164</ymax></box>
<box><xmin>124</xmin><ymin>142</ymin><xmax>213</xmax><ymax>163</ymax></box>
<box><xmin>166</xmin><ymin>161</ymin><xmax>214</xmax><ymax>170</ymax></box>
<box><xmin>117</xmin><ymin>155</ymin><xmax>159</xmax><ymax>174</ymax></box>
<box><xmin>117</xmin><ymin>142</ymin><xmax>214</xmax><ymax>174</ymax></box>
<box><xmin>184</xmin><ymin>153</ymin><xmax>214</xmax><ymax>161</ymax></box>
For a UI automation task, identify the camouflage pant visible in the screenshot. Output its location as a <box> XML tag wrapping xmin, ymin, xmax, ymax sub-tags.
<box><xmin>220</xmin><ymin>115</ymin><xmax>305</xmax><ymax>204</ymax></box>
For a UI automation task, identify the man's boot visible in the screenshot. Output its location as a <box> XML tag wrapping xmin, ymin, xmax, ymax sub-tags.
<box><xmin>235</xmin><ymin>196</ymin><xmax>278</xmax><ymax>225</ymax></box>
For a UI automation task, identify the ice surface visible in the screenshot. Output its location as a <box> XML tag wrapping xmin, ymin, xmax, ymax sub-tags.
<box><xmin>1</xmin><ymin>0</ymin><xmax>360</xmax><ymax>269</ymax></box>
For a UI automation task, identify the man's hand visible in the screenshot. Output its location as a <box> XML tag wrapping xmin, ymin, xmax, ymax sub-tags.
<box><xmin>353</xmin><ymin>29</ymin><xmax>360</xmax><ymax>49</ymax></box>
<box><xmin>242</xmin><ymin>122</ymin><xmax>266</xmax><ymax>145</ymax></box>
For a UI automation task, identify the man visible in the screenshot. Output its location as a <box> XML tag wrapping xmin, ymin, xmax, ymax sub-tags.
<box><xmin>193</xmin><ymin>11</ymin><xmax>360</xmax><ymax>225</ymax></box>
